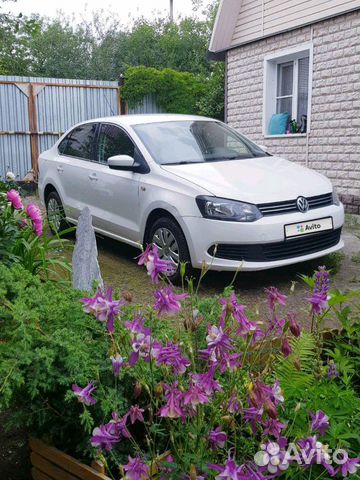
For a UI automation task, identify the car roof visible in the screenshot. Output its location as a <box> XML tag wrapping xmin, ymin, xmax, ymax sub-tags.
<box><xmin>83</xmin><ymin>113</ymin><xmax>216</xmax><ymax>127</ymax></box>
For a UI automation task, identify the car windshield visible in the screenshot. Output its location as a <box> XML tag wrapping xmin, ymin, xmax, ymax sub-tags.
<box><xmin>133</xmin><ymin>120</ymin><xmax>269</xmax><ymax>165</ymax></box>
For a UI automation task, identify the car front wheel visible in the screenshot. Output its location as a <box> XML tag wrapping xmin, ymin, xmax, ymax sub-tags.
<box><xmin>148</xmin><ymin>217</ymin><xmax>191</xmax><ymax>284</ymax></box>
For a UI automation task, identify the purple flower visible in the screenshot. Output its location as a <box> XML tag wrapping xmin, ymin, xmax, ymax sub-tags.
<box><xmin>227</xmin><ymin>392</ymin><xmax>241</xmax><ymax>414</ymax></box>
<box><xmin>281</xmin><ymin>338</ymin><xmax>292</xmax><ymax>357</ymax></box>
<box><xmin>263</xmin><ymin>418</ymin><xmax>286</xmax><ymax>438</ymax></box>
<box><xmin>111</xmin><ymin>354</ymin><xmax>125</xmax><ymax>377</ymax></box>
<box><xmin>307</xmin><ymin>292</ymin><xmax>329</xmax><ymax>315</ymax></box>
<box><xmin>336</xmin><ymin>455</ymin><xmax>360</xmax><ymax>477</ymax></box>
<box><xmin>153</xmin><ymin>341</ymin><xmax>191</xmax><ymax>375</ymax></box>
<box><xmin>158</xmin><ymin>383</ymin><xmax>186</xmax><ymax>419</ymax></box>
<box><xmin>208</xmin><ymin>427</ymin><xmax>227</xmax><ymax>450</ymax></box>
<box><xmin>288</xmin><ymin>313</ymin><xmax>301</xmax><ymax>337</ymax></box>
<box><xmin>208</xmin><ymin>454</ymin><xmax>242</xmax><ymax>479</ymax></box>
<box><xmin>124</xmin><ymin>314</ymin><xmax>150</xmax><ymax>336</ymax></box>
<box><xmin>72</xmin><ymin>382</ymin><xmax>96</xmax><ymax>406</ymax></box>
<box><xmin>243</xmin><ymin>406</ymin><xmax>264</xmax><ymax>434</ymax></box>
<box><xmin>183</xmin><ymin>384</ymin><xmax>210</xmax><ymax>407</ymax></box>
<box><xmin>297</xmin><ymin>436</ymin><xmax>335</xmax><ymax>476</ymax></box>
<box><xmin>327</xmin><ymin>360</ymin><xmax>339</xmax><ymax>379</ymax></box>
<box><xmin>81</xmin><ymin>288</ymin><xmax>125</xmax><ymax>333</ymax></box>
<box><xmin>314</xmin><ymin>266</ymin><xmax>330</xmax><ymax>295</ymax></box>
<box><xmin>200</xmin><ymin>325</ymin><xmax>236</xmax><ymax>372</ymax></box>
<box><xmin>219</xmin><ymin>293</ymin><xmax>254</xmax><ymax>336</ymax></box>
<box><xmin>6</xmin><ymin>189</ymin><xmax>23</xmax><ymax>210</ymax></box>
<box><xmin>129</xmin><ymin>332</ymin><xmax>153</xmax><ymax>366</ymax></box>
<box><xmin>137</xmin><ymin>244</ymin><xmax>174</xmax><ymax>283</ymax></box>
<box><xmin>265</xmin><ymin>287</ymin><xmax>287</xmax><ymax>311</ymax></box>
<box><xmin>191</xmin><ymin>367</ymin><xmax>222</xmax><ymax>396</ymax></box>
<box><xmin>109</xmin><ymin>411</ymin><xmax>131</xmax><ymax>438</ymax></box>
<box><xmin>153</xmin><ymin>287</ymin><xmax>189</xmax><ymax>316</ymax></box>
<box><xmin>268</xmin><ymin>315</ymin><xmax>286</xmax><ymax>336</ymax></box>
<box><xmin>310</xmin><ymin>410</ymin><xmax>330</xmax><ymax>436</ymax></box>
<box><xmin>126</xmin><ymin>405</ymin><xmax>145</xmax><ymax>424</ymax></box>
<box><xmin>123</xmin><ymin>455</ymin><xmax>150</xmax><ymax>480</ymax></box>
<box><xmin>91</xmin><ymin>423</ymin><xmax>120</xmax><ymax>451</ymax></box>
<box><xmin>271</xmin><ymin>381</ymin><xmax>284</xmax><ymax>405</ymax></box>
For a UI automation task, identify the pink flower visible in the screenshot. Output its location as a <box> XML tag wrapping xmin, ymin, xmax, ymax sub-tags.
<box><xmin>183</xmin><ymin>384</ymin><xmax>210</xmax><ymax>407</ymax></box>
<box><xmin>265</xmin><ymin>287</ymin><xmax>287</xmax><ymax>311</ymax></box>
<box><xmin>6</xmin><ymin>189</ymin><xmax>23</xmax><ymax>210</ymax></box>
<box><xmin>191</xmin><ymin>367</ymin><xmax>222</xmax><ymax>396</ymax></box>
<box><xmin>91</xmin><ymin>423</ymin><xmax>120</xmax><ymax>451</ymax></box>
<box><xmin>72</xmin><ymin>382</ymin><xmax>97</xmax><ymax>406</ymax></box>
<box><xmin>153</xmin><ymin>287</ymin><xmax>189</xmax><ymax>316</ymax></box>
<box><xmin>137</xmin><ymin>244</ymin><xmax>174</xmax><ymax>283</ymax></box>
<box><xmin>263</xmin><ymin>418</ymin><xmax>286</xmax><ymax>438</ymax></box>
<box><xmin>26</xmin><ymin>203</ymin><xmax>43</xmax><ymax>236</ymax></box>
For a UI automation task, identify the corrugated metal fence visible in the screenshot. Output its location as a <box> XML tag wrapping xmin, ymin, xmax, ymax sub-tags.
<box><xmin>0</xmin><ymin>75</ymin><xmax>160</xmax><ymax>180</ymax></box>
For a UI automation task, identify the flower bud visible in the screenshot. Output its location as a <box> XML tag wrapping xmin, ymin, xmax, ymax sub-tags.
<box><xmin>281</xmin><ymin>338</ymin><xmax>292</xmax><ymax>357</ymax></box>
<box><xmin>122</xmin><ymin>290</ymin><xmax>133</xmax><ymax>302</ymax></box>
<box><xmin>293</xmin><ymin>358</ymin><xmax>301</xmax><ymax>371</ymax></box>
<box><xmin>288</xmin><ymin>313</ymin><xmax>301</xmax><ymax>337</ymax></box>
<box><xmin>264</xmin><ymin>400</ymin><xmax>278</xmax><ymax>419</ymax></box>
<box><xmin>134</xmin><ymin>381</ymin><xmax>142</xmax><ymax>398</ymax></box>
<box><xmin>155</xmin><ymin>382</ymin><xmax>164</xmax><ymax>398</ymax></box>
<box><xmin>189</xmin><ymin>464</ymin><xmax>197</xmax><ymax>480</ymax></box>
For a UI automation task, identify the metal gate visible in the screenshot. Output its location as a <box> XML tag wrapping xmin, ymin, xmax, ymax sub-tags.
<box><xmin>0</xmin><ymin>76</ymin><xmax>122</xmax><ymax>180</ymax></box>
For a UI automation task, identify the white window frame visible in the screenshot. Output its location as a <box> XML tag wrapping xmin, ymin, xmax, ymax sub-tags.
<box><xmin>263</xmin><ymin>42</ymin><xmax>313</xmax><ymax>138</ymax></box>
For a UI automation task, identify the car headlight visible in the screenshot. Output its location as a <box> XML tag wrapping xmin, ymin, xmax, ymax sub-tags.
<box><xmin>196</xmin><ymin>196</ymin><xmax>262</xmax><ymax>222</ymax></box>
<box><xmin>332</xmin><ymin>188</ymin><xmax>340</xmax><ymax>206</ymax></box>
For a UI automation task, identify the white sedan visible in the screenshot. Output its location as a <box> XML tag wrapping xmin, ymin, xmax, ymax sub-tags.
<box><xmin>38</xmin><ymin>114</ymin><xmax>344</xmax><ymax>282</ymax></box>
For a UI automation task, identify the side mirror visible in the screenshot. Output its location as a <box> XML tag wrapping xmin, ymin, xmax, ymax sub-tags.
<box><xmin>108</xmin><ymin>154</ymin><xmax>135</xmax><ymax>170</ymax></box>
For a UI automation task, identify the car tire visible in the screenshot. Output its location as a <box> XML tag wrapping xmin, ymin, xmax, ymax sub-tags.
<box><xmin>148</xmin><ymin>217</ymin><xmax>192</xmax><ymax>284</ymax></box>
<box><xmin>45</xmin><ymin>191</ymin><xmax>68</xmax><ymax>234</ymax></box>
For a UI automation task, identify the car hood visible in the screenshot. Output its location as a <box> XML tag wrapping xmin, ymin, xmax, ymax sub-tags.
<box><xmin>161</xmin><ymin>156</ymin><xmax>333</xmax><ymax>204</ymax></box>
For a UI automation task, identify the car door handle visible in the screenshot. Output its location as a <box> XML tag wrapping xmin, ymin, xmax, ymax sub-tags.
<box><xmin>88</xmin><ymin>173</ymin><xmax>98</xmax><ymax>181</ymax></box>
<box><xmin>57</xmin><ymin>166</ymin><xmax>64</xmax><ymax>173</ymax></box>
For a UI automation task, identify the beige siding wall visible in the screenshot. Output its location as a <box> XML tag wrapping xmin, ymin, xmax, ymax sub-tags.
<box><xmin>231</xmin><ymin>0</ymin><xmax>360</xmax><ymax>47</ymax></box>
<box><xmin>227</xmin><ymin>10</ymin><xmax>360</xmax><ymax>212</ymax></box>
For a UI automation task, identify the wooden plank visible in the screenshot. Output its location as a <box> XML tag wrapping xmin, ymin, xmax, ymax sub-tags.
<box><xmin>31</xmin><ymin>452</ymin><xmax>79</xmax><ymax>480</ymax></box>
<box><xmin>30</xmin><ymin>439</ymin><xmax>111</xmax><ymax>480</ymax></box>
<box><xmin>32</xmin><ymin>467</ymin><xmax>55</xmax><ymax>480</ymax></box>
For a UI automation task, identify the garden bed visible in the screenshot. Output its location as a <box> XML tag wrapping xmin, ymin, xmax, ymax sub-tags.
<box><xmin>29</xmin><ymin>438</ymin><xmax>110</xmax><ymax>480</ymax></box>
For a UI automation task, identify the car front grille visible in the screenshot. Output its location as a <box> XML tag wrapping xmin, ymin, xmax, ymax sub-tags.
<box><xmin>258</xmin><ymin>193</ymin><xmax>333</xmax><ymax>216</ymax></box>
<box><xmin>208</xmin><ymin>228</ymin><xmax>342</xmax><ymax>262</ymax></box>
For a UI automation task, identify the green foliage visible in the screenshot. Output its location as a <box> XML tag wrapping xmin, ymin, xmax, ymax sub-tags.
<box><xmin>122</xmin><ymin>66</ymin><xmax>206</xmax><ymax>115</ymax></box>
<box><xmin>0</xmin><ymin>264</ymin><xmax>131</xmax><ymax>458</ymax></box>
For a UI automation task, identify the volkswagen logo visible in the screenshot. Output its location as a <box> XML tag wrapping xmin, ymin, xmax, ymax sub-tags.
<box><xmin>296</xmin><ymin>196</ymin><xmax>309</xmax><ymax>213</ymax></box>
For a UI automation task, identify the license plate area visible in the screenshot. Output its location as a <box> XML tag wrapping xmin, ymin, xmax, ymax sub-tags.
<box><xmin>285</xmin><ymin>217</ymin><xmax>333</xmax><ymax>239</ymax></box>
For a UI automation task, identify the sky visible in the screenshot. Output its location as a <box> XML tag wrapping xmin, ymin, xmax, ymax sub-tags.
<box><xmin>5</xmin><ymin>0</ymin><xmax>208</xmax><ymax>23</ymax></box>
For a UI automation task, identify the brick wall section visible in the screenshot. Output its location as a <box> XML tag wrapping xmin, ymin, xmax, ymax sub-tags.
<box><xmin>226</xmin><ymin>10</ymin><xmax>360</xmax><ymax>213</ymax></box>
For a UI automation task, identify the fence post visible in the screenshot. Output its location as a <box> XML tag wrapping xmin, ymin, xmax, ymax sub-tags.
<box><xmin>118</xmin><ymin>74</ymin><xmax>126</xmax><ymax>115</ymax></box>
<box><xmin>28</xmin><ymin>83</ymin><xmax>39</xmax><ymax>178</ymax></box>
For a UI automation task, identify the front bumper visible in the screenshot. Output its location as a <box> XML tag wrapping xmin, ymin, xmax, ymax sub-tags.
<box><xmin>182</xmin><ymin>204</ymin><xmax>345</xmax><ymax>271</ymax></box>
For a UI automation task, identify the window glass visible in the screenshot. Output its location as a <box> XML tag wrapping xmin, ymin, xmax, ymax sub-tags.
<box><xmin>276</xmin><ymin>61</ymin><xmax>293</xmax><ymax>117</ymax></box>
<box><xmin>133</xmin><ymin>121</ymin><xmax>267</xmax><ymax>165</ymax></box>
<box><xmin>297</xmin><ymin>57</ymin><xmax>309</xmax><ymax>122</ymax></box>
<box><xmin>97</xmin><ymin>124</ymin><xmax>135</xmax><ymax>163</ymax></box>
<box><xmin>59</xmin><ymin>123</ymin><xmax>97</xmax><ymax>160</ymax></box>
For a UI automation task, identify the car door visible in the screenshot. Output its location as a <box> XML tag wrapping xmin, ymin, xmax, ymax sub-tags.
<box><xmin>87</xmin><ymin>123</ymin><xmax>144</xmax><ymax>243</ymax></box>
<box><xmin>57</xmin><ymin>122</ymin><xmax>98</xmax><ymax>221</ymax></box>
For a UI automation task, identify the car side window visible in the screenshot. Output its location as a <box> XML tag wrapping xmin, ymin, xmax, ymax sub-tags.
<box><xmin>97</xmin><ymin>124</ymin><xmax>135</xmax><ymax>164</ymax></box>
<box><xmin>58</xmin><ymin>123</ymin><xmax>97</xmax><ymax>160</ymax></box>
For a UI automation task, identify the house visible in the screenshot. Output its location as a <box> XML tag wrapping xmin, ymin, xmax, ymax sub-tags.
<box><xmin>209</xmin><ymin>0</ymin><xmax>360</xmax><ymax>213</ymax></box>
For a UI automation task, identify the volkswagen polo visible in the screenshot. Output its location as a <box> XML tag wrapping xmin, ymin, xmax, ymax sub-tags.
<box><xmin>38</xmin><ymin>114</ymin><xmax>344</xmax><ymax>282</ymax></box>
